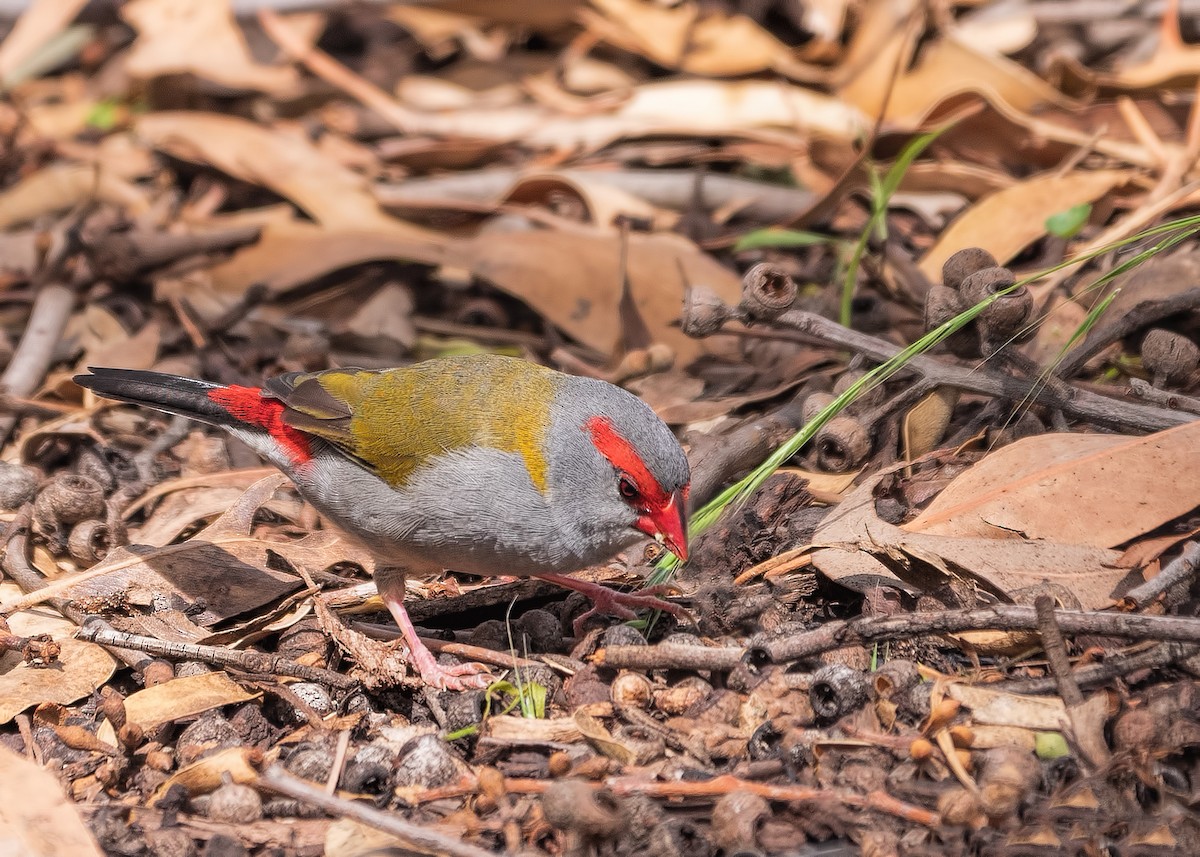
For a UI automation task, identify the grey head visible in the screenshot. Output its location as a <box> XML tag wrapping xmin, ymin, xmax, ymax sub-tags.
<box><xmin>545</xmin><ymin>375</ymin><xmax>690</xmax><ymax>568</ymax></box>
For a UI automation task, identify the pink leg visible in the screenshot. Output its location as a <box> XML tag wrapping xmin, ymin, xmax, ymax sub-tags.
<box><xmin>534</xmin><ymin>573</ymin><xmax>686</xmax><ymax>637</ymax></box>
<box><xmin>376</xmin><ymin>569</ymin><xmax>493</xmax><ymax>691</ymax></box>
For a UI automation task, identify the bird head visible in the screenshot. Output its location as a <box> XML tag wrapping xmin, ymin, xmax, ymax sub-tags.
<box><xmin>547</xmin><ymin>377</ymin><xmax>691</xmax><ymax>564</ymax></box>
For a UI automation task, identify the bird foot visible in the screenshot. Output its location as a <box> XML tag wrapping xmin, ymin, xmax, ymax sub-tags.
<box><xmin>406</xmin><ymin>643</ymin><xmax>495</xmax><ymax>691</ymax></box>
<box><xmin>536</xmin><ymin>574</ymin><xmax>687</xmax><ymax>637</ymax></box>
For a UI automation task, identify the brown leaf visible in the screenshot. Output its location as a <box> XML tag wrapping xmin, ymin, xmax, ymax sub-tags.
<box><xmin>460</xmin><ymin>225</ymin><xmax>742</xmax><ymax>359</ymax></box>
<box><xmin>0</xmin><ymin>639</ymin><xmax>117</xmax><ymax>724</ymax></box>
<box><xmin>904</xmin><ymin>422</ymin><xmax>1200</xmax><ymax>550</ymax></box>
<box><xmin>919</xmin><ymin>170</ymin><xmax>1130</xmax><ymax>280</ymax></box>
<box><xmin>122</xmin><ymin>0</ymin><xmax>300</xmax><ymax>94</ymax></box>
<box><xmin>9</xmin><ymin>475</ymin><xmax>373</xmax><ymax>626</ymax></box>
<box><xmin>0</xmin><ymin>744</ymin><xmax>104</xmax><ymax>856</ymax></box>
<box><xmin>100</xmin><ymin>672</ymin><xmax>257</xmax><ymax>738</ymax></box>
<box><xmin>811</xmin><ymin>468</ymin><xmax>1129</xmax><ymax>611</ymax></box>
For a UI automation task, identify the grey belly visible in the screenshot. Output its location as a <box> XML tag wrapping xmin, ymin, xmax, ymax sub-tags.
<box><xmin>296</xmin><ymin>447</ymin><xmax>583</xmax><ymax>576</ymax></box>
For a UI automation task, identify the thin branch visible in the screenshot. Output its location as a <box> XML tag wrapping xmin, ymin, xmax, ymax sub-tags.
<box><xmin>258</xmin><ymin>766</ymin><xmax>504</xmax><ymax>857</ymax></box>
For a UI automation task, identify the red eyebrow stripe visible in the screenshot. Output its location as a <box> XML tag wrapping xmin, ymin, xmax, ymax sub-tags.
<box><xmin>584</xmin><ymin>416</ymin><xmax>669</xmax><ymax>507</ymax></box>
<box><xmin>208</xmin><ymin>385</ymin><xmax>312</xmax><ymax>464</ymax></box>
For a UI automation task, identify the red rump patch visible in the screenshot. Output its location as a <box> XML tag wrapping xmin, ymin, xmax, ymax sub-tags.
<box><xmin>584</xmin><ymin>416</ymin><xmax>669</xmax><ymax>508</ymax></box>
<box><xmin>208</xmin><ymin>385</ymin><xmax>312</xmax><ymax>464</ymax></box>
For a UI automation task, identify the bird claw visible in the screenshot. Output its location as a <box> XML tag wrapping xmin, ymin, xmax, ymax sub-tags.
<box><xmin>408</xmin><ymin>645</ymin><xmax>495</xmax><ymax>691</ymax></box>
<box><xmin>568</xmin><ymin>583</ymin><xmax>688</xmax><ymax>637</ymax></box>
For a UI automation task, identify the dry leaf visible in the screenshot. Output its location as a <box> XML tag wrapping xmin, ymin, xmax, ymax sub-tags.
<box><xmin>946</xmin><ymin>684</ymin><xmax>1068</xmax><ymax>731</ymax></box>
<box><xmin>151</xmin><ymin>746</ymin><xmax>260</xmax><ymax>803</ymax></box>
<box><xmin>502</xmin><ymin>173</ymin><xmax>675</xmax><ymax>232</ymax></box>
<box><xmin>0</xmin><ymin>0</ymin><xmax>89</xmax><ymax>84</ymax></box>
<box><xmin>0</xmin><ymin>163</ymin><xmax>151</xmax><ymax>230</ymax></box>
<box><xmin>460</xmin><ymin>224</ymin><xmax>741</xmax><ymax>359</ymax></box>
<box><xmin>4</xmin><ymin>475</ymin><xmax>372</xmax><ymax>625</ymax></box>
<box><xmin>811</xmin><ymin>468</ymin><xmax>1129</xmax><ymax>611</ymax></box>
<box><xmin>904</xmin><ymin>422</ymin><xmax>1200</xmax><ymax>550</ymax></box>
<box><xmin>136</xmin><ymin>112</ymin><xmax>442</xmax><ymax>240</ymax></box>
<box><xmin>0</xmin><ymin>744</ymin><xmax>104</xmax><ymax>857</ymax></box>
<box><xmin>902</xmin><ymin>389</ymin><xmax>958</xmax><ymax>462</ymax></box>
<box><xmin>122</xmin><ymin>0</ymin><xmax>299</xmax><ymax>94</ymax></box>
<box><xmin>919</xmin><ymin>170</ymin><xmax>1130</xmax><ymax>279</ymax></box>
<box><xmin>0</xmin><ymin>639</ymin><xmax>117</xmax><ymax>724</ymax></box>
<box><xmin>97</xmin><ymin>672</ymin><xmax>257</xmax><ymax>746</ymax></box>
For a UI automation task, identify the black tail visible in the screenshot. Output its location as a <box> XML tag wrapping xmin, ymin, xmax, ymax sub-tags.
<box><xmin>74</xmin><ymin>368</ymin><xmax>237</xmax><ymax>426</ymax></box>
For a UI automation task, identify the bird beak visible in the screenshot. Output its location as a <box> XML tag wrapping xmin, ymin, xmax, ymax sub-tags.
<box><xmin>639</xmin><ymin>488</ymin><xmax>689</xmax><ymax>562</ymax></box>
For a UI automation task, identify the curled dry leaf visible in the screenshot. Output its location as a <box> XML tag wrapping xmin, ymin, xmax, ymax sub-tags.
<box><xmin>0</xmin><ymin>744</ymin><xmax>104</xmax><ymax>856</ymax></box>
<box><xmin>0</xmin><ymin>163</ymin><xmax>151</xmax><ymax>230</ymax></box>
<box><xmin>150</xmin><ymin>745</ymin><xmax>260</xmax><ymax>803</ymax></box>
<box><xmin>810</xmin><ymin>467</ymin><xmax>1129</xmax><ymax>612</ymax></box>
<box><xmin>460</xmin><ymin>225</ymin><xmax>741</xmax><ymax>360</ymax></box>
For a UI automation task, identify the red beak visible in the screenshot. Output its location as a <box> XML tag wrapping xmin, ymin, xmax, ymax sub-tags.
<box><xmin>637</xmin><ymin>488</ymin><xmax>689</xmax><ymax>562</ymax></box>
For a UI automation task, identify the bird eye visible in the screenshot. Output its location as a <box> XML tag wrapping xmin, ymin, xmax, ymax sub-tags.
<box><xmin>617</xmin><ymin>475</ymin><xmax>640</xmax><ymax>502</ymax></box>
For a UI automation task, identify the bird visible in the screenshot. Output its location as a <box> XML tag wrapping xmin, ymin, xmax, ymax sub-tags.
<box><xmin>74</xmin><ymin>354</ymin><xmax>691</xmax><ymax>690</ymax></box>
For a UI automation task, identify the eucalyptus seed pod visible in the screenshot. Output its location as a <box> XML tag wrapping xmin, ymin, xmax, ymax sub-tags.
<box><xmin>739</xmin><ymin>263</ymin><xmax>798</xmax><ymax>321</ymax></box>
<box><xmin>74</xmin><ymin>448</ymin><xmax>116</xmax><ymax>492</ymax></box>
<box><xmin>814</xmin><ymin>416</ymin><xmax>871</xmax><ymax>472</ymax></box>
<box><xmin>681</xmin><ymin>286</ymin><xmax>734</xmax><ymax>337</ymax></box>
<box><xmin>924</xmin><ymin>285</ymin><xmax>979</xmax><ymax>356</ymax></box>
<box><xmin>833</xmin><ymin>370</ymin><xmax>884</xmax><ymax>410</ymax></box>
<box><xmin>34</xmin><ymin>474</ymin><xmax>106</xmax><ymax>527</ymax></box>
<box><xmin>961</xmin><ymin>266</ymin><xmax>1033</xmax><ymax>343</ymax></box>
<box><xmin>711</xmin><ymin>790</ymin><xmax>769</xmax><ymax>854</ymax></box>
<box><xmin>810</xmin><ymin>663</ymin><xmax>870</xmax><ymax>722</ymax></box>
<box><xmin>67</xmin><ymin>520</ymin><xmax>114</xmax><ymax>564</ymax></box>
<box><xmin>207</xmin><ymin>774</ymin><xmax>262</xmax><ymax>824</ymax></box>
<box><xmin>924</xmin><ymin>285</ymin><xmax>963</xmax><ymax>330</ymax></box>
<box><xmin>801</xmin><ymin>392</ymin><xmax>835</xmax><ymax>425</ymax></box>
<box><xmin>611</xmin><ymin>671</ymin><xmax>653</xmax><ymax>710</ymax></box>
<box><xmin>1142</xmin><ymin>328</ymin><xmax>1200</xmax><ymax>387</ymax></box>
<box><xmin>0</xmin><ymin>461</ymin><xmax>40</xmax><ymax>510</ymax></box>
<box><xmin>941</xmin><ymin>247</ymin><xmax>998</xmax><ymax>291</ymax></box>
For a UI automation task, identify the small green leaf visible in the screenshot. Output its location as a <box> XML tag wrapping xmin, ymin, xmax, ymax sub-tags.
<box><xmin>1035</xmin><ymin>731</ymin><xmax>1070</xmax><ymax>759</ymax></box>
<box><xmin>86</xmin><ymin>100</ymin><xmax>120</xmax><ymax>131</ymax></box>
<box><xmin>734</xmin><ymin>227</ymin><xmax>831</xmax><ymax>252</ymax></box>
<box><xmin>1045</xmin><ymin>203</ymin><xmax>1092</xmax><ymax>239</ymax></box>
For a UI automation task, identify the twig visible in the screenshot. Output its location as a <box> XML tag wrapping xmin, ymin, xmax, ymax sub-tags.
<box><xmin>499</xmin><ymin>775</ymin><xmax>940</xmax><ymax>827</ymax></box>
<box><xmin>754</xmin><ymin>309</ymin><xmax>1192</xmax><ymax>433</ymax></box>
<box><xmin>758</xmin><ymin>605</ymin><xmax>1200</xmax><ymax>664</ymax></box>
<box><xmin>353</xmin><ymin>621</ymin><xmax>540</xmax><ymax>670</ymax></box>
<box><xmin>597</xmin><ymin>642</ymin><xmax>744</xmax><ymax>671</ymax></box>
<box><xmin>1128</xmin><ymin>378</ymin><xmax>1200</xmax><ymax>416</ymax></box>
<box><xmin>75</xmin><ymin>619</ymin><xmax>357</xmax><ymax>690</ymax></box>
<box><xmin>1007</xmin><ymin>642</ymin><xmax>1200</xmax><ymax>695</ymax></box>
<box><xmin>1034</xmin><ymin>596</ymin><xmax>1084</xmax><ymax>708</ymax></box>
<box><xmin>0</xmin><ymin>281</ymin><xmax>75</xmax><ymax>442</ymax></box>
<box><xmin>258</xmin><ymin>766</ymin><xmax>504</xmax><ymax>857</ymax></box>
<box><xmin>1121</xmin><ymin>541</ymin><xmax>1200</xmax><ymax>609</ymax></box>
<box><xmin>1054</xmin><ymin>288</ymin><xmax>1200</xmax><ymax>380</ymax></box>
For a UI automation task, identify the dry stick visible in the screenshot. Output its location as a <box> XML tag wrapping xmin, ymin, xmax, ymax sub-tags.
<box><xmin>598</xmin><ymin>642</ymin><xmax>744</xmax><ymax>672</ymax></box>
<box><xmin>1007</xmin><ymin>642</ymin><xmax>1200</xmax><ymax>695</ymax></box>
<box><xmin>1121</xmin><ymin>541</ymin><xmax>1200</xmax><ymax>609</ymax></box>
<box><xmin>0</xmin><ymin>281</ymin><xmax>75</xmax><ymax>442</ymax></box>
<box><xmin>1033</xmin><ymin>596</ymin><xmax>1085</xmax><ymax>708</ymax></box>
<box><xmin>258</xmin><ymin>766</ymin><xmax>505</xmax><ymax>857</ymax></box>
<box><xmin>1128</xmin><ymin>378</ymin><xmax>1200</xmax><ymax>416</ymax></box>
<box><xmin>743</xmin><ymin>310</ymin><xmax>1192</xmax><ymax>432</ymax></box>
<box><xmin>75</xmin><ymin>619</ymin><xmax>358</xmax><ymax>690</ymax></box>
<box><xmin>761</xmin><ymin>605</ymin><xmax>1200</xmax><ymax>664</ymax></box>
<box><xmin>499</xmin><ymin>775</ymin><xmax>940</xmax><ymax>827</ymax></box>
<box><xmin>1054</xmin><ymin>288</ymin><xmax>1200</xmax><ymax>380</ymax></box>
